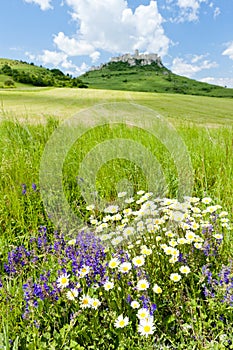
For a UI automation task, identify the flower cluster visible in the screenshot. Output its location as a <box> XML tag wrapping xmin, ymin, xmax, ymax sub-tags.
<box><xmin>202</xmin><ymin>263</ymin><xmax>233</xmax><ymax>306</ymax></box>
<box><xmin>3</xmin><ymin>191</ymin><xmax>232</xmax><ymax>340</ymax></box>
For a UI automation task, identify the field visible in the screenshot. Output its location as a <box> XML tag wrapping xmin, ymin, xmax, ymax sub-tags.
<box><xmin>0</xmin><ymin>87</ymin><xmax>233</xmax><ymax>349</ymax></box>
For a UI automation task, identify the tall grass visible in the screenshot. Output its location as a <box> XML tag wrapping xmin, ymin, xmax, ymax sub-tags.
<box><xmin>0</xmin><ymin>116</ymin><xmax>232</xmax><ymax>349</ymax></box>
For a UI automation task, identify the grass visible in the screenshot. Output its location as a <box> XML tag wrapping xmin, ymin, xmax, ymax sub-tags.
<box><xmin>1</xmin><ymin>88</ymin><xmax>233</xmax><ymax>125</ymax></box>
<box><xmin>0</xmin><ymin>91</ymin><xmax>233</xmax><ymax>349</ymax></box>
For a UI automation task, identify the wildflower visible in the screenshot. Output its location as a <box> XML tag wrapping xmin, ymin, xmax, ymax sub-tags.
<box><xmin>103</xmin><ymin>281</ymin><xmax>114</xmax><ymax>291</ymax></box>
<box><xmin>103</xmin><ymin>215</ymin><xmax>112</xmax><ymax>222</ymax></box>
<box><xmin>213</xmin><ymin>234</ymin><xmax>223</xmax><ymax>240</ymax></box>
<box><xmin>112</xmin><ymin>236</ymin><xmax>124</xmax><ymax>246</ymax></box>
<box><xmin>66</xmin><ymin>288</ymin><xmax>79</xmax><ymax>300</ymax></box>
<box><xmin>138</xmin><ymin>318</ymin><xmax>155</xmax><ymax>337</ymax></box>
<box><xmin>141</xmin><ymin>246</ymin><xmax>152</xmax><ymax>256</ymax></box>
<box><xmin>131</xmin><ymin>300</ymin><xmax>140</xmax><ymax>309</ymax></box>
<box><xmin>125</xmin><ymin>197</ymin><xmax>134</xmax><ymax>204</ymax></box>
<box><xmin>91</xmin><ymin>298</ymin><xmax>101</xmax><ymax>309</ymax></box>
<box><xmin>79</xmin><ymin>265</ymin><xmax>91</xmax><ymax>277</ymax></box>
<box><xmin>185</xmin><ymin>231</ymin><xmax>196</xmax><ymax>242</ymax></box>
<box><xmin>170</xmin><ymin>273</ymin><xmax>181</xmax><ymax>282</ymax></box>
<box><xmin>90</xmin><ymin>219</ymin><xmax>98</xmax><ymax>225</ymax></box>
<box><xmin>112</xmin><ymin>213</ymin><xmax>122</xmax><ymax>221</ymax></box>
<box><xmin>177</xmin><ymin>237</ymin><xmax>188</xmax><ymax>245</ymax></box>
<box><xmin>191</xmin><ymin>221</ymin><xmax>199</xmax><ymax>230</ymax></box>
<box><xmin>86</xmin><ymin>204</ymin><xmax>95</xmax><ymax>211</ymax></box>
<box><xmin>164</xmin><ymin>246</ymin><xmax>175</xmax><ymax>255</ymax></box>
<box><xmin>104</xmin><ymin>205</ymin><xmax>119</xmax><ymax>214</ymax></box>
<box><xmin>118</xmin><ymin>191</ymin><xmax>127</xmax><ymax>197</ymax></box>
<box><xmin>169</xmin><ymin>256</ymin><xmax>178</xmax><ymax>264</ymax></box>
<box><xmin>132</xmin><ymin>255</ymin><xmax>145</xmax><ymax>267</ymax></box>
<box><xmin>219</xmin><ymin>211</ymin><xmax>228</xmax><ymax>217</ymax></box>
<box><xmin>119</xmin><ymin>262</ymin><xmax>132</xmax><ymax>273</ymax></box>
<box><xmin>114</xmin><ymin>314</ymin><xmax>129</xmax><ymax>328</ymax></box>
<box><xmin>202</xmin><ymin>197</ymin><xmax>212</xmax><ymax>204</ymax></box>
<box><xmin>123</xmin><ymin>226</ymin><xmax>135</xmax><ymax>237</ymax></box>
<box><xmin>137</xmin><ymin>308</ymin><xmax>150</xmax><ymax>320</ymax></box>
<box><xmin>179</xmin><ymin>265</ymin><xmax>191</xmax><ymax>275</ymax></box>
<box><xmin>57</xmin><ymin>273</ymin><xmax>70</xmax><ymax>289</ymax></box>
<box><xmin>79</xmin><ymin>295</ymin><xmax>92</xmax><ymax>308</ymax></box>
<box><xmin>169</xmin><ymin>239</ymin><xmax>178</xmax><ymax>247</ymax></box>
<box><xmin>220</xmin><ymin>218</ymin><xmax>229</xmax><ymax>223</ymax></box>
<box><xmin>153</xmin><ymin>284</ymin><xmax>162</xmax><ymax>294</ymax></box>
<box><xmin>137</xmin><ymin>279</ymin><xmax>150</xmax><ymax>291</ymax></box>
<box><xmin>123</xmin><ymin>208</ymin><xmax>133</xmax><ymax>216</ymax></box>
<box><xmin>68</xmin><ymin>239</ymin><xmax>76</xmax><ymax>245</ymax></box>
<box><xmin>137</xmin><ymin>190</ymin><xmax>145</xmax><ymax>195</ymax></box>
<box><xmin>108</xmin><ymin>258</ymin><xmax>121</xmax><ymax>269</ymax></box>
<box><xmin>194</xmin><ymin>242</ymin><xmax>202</xmax><ymax>249</ymax></box>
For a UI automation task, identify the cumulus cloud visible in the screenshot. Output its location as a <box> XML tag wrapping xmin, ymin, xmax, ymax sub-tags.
<box><xmin>24</xmin><ymin>0</ymin><xmax>53</xmax><ymax>11</ymax></box>
<box><xmin>171</xmin><ymin>56</ymin><xmax>218</xmax><ymax>77</ymax></box>
<box><xmin>222</xmin><ymin>42</ymin><xmax>233</xmax><ymax>60</ymax></box>
<box><xmin>25</xmin><ymin>49</ymin><xmax>89</xmax><ymax>76</ymax></box>
<box><xmin>56</xmin><ymin>0</ymin><xmax>170</xmax><ymax>59</ymax></box>
<box><xmin>37</xmin><ymin>50</ymin><xmax>68</xmax><ymax>66</ymax></box>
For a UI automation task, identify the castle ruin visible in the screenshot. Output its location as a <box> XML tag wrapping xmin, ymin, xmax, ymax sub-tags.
<box><xmin>110</xmin><ymin>49</ymin><xmax>163</xmax><ymax>67</ymax></box>
<box><xmin>90</xmin><ymin>50</ymin><xmax>163</xmax><ymax>71</ymax></box>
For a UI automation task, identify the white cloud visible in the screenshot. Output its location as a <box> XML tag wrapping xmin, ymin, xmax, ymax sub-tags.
<box><xmin>53</xmin><ymin>32</ymin><xmax>95</xmax><ymax>56</ymax></box>
<box><xmin>171</xmin><ymin>56</ymin><xmax>218</xmax><ymax>77</ymax></box>
<box><xmin>90</xmin><ymin>51</ymin><xmax>101</xmax><ymax>63</ymax></box>
<box><xmin>168</xmin><ymin>0</ymin><xmax>210</xmax><ymax>22</ymax></box>
<box><xmin>25</xmin><ymin>50</ymin><xmax>89</xmax><ymax>76</ymax></box>
<box><xmin>222</xmin><ymin>42</ymin><xmax>233</xmax><ymax>60</ymax></box>
<box><xmin>24</xmin><ymin>0</ymin><xmax>53</xmax><ymax>11</ymax></box>
<box><xmin>59</xmin><ymin>0</ymin><xmax>170</xmax><ymax>58</ymax></box>
<box><xmin>200</xmin><ymin>77</ymin><xmax>233</xmax><ymax>88</ymax></box>
<box><xmin>213</xmin><ymin>7</ymin><xmax>220</xmax><ymax>18</ymax></box>
<box><xmin>37</xmin><ymin>50</ymin><xmax>68</xmax><ymax>66</ymax></box>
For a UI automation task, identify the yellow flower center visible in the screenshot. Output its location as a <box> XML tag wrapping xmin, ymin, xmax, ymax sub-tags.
<box><xmin>144</xmin><ymin>325</ymin><xmax>151</xmax><ymax>333</ymax></box>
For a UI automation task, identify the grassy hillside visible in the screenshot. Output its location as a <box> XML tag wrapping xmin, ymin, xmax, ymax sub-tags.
<box><xmin>81</xmin><ymin>61</ymin><xmax>233</xmax><ymax>98</ymax></box>
<box><xmin>1</xmin><ymin>87</ymin><xmax>233</xmax><ymax>125</ymax></box>
<box><xmin>0</xmin><ymin>58</ymin><xmax>86</xmax><ymax>88</ymax></box>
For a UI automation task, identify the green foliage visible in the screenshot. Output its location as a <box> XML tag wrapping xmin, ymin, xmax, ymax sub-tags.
<box><xmin>0</xmin><ymin>58</ymin><xmax>88</xmax><ymax>88</ymax></box>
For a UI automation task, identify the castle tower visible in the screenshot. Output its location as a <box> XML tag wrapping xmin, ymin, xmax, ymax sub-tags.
<box><xmin>134</xmin><ymin>49</ymin><xmax>139</xmax><ymax>57</ymax></box>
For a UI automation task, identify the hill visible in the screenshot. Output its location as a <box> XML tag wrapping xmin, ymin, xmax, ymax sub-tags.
<box><xmin>0</xmin><ymin>58</ymin><xmax>87</xmax><ymax>89</ymax></box>
<box><xmin>81</xmin><ymin>55</ymin><xmax>233</xmax><ymax>98</ymax></box>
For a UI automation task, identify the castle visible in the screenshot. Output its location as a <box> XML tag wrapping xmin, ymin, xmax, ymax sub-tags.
<box><xmin>90</xmin><ymin>50</ymin><xmax>163</xmax><ymax>71</ymax></box>
<box><xmin>110</xmin><ymin>49</ymin><xmax>162</xmax><ymax>67</ymax></box>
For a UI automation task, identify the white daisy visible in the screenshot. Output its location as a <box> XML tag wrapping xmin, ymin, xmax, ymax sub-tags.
<box><xmin>114</xmin><ymin>314</ymin><xmax>129</xmax><ymax>328</ymax></box>
<box><xmin>57</xmin><ymin>273</ymin><xmax>70</xmax><ymax>289</ymax></box>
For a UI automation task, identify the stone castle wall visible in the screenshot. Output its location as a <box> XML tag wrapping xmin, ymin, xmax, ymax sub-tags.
<box><xmin>110</xmin><ymin>50</ymin><xmax>162</xmax><ymax>67</ymax></box>
<box><xmin>90</xmin><ymin>50</ymin><xmax>163</xmax><ymax>71</ymax></box>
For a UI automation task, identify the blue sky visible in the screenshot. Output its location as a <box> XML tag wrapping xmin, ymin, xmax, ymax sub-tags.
<box><xmin>1</xmin><ymin>0</ymin><xmax>233</xmax><ymax>87</ymax></box>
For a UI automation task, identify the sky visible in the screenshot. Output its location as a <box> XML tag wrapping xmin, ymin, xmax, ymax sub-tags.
<box><xmin>1</xmin><ymin>0</ymin><xmax>233</xmax><ymax>87</ymax></box>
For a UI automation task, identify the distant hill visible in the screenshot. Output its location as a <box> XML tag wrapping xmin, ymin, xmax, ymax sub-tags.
<box><xmin>0</xmin><ymin>58</ymin><xmax>87</xmax><ymax>89</ymax></box>
<box><xmin>80</xmin><ymin>53</ymin><xmax>233</xmax><ymax>98</ymax></box>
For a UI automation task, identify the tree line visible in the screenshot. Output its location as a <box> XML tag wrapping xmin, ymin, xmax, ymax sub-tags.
<box><xmin>0</xmin><ymin>63</ymin><xmax>88</xmax><ymax>88</ymax></box>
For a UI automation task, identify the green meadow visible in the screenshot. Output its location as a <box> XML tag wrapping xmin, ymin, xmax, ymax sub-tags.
<box><xmin>0</xmin><ymin>87</ymin><xmax>233</xmax><ymax>349</ymax></box>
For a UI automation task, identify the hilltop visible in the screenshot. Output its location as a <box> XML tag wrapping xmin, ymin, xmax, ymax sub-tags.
<box><xmin>0</xmin><ymin>58</ymin><xmax>87</xmax><ymax>89</ymax></box>
<box><xmin>1</xmin><ymin>56</ymin><xmax>233</xmax><ymax>98</ymax></box>
<box><xmin>81</xmin><ymin>51</ymin><xmax>233</xmax><ymax>98</ymax></box>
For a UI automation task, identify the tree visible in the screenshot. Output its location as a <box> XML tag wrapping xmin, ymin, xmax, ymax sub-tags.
<box><xmin>4</xmin><ymin>79</ymin><xmax>15</xmax><ymax>87</ymax></box>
